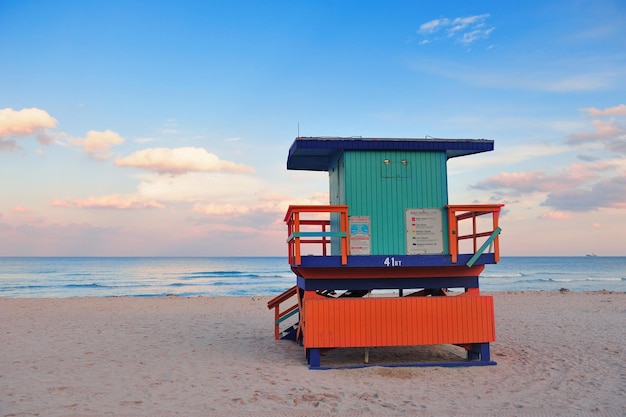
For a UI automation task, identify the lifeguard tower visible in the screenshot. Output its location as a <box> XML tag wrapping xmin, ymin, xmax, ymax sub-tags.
<box><xmin>268</xmin><ymin>137</ymin><xmax>503</xmax><ymax>368</ymax></box>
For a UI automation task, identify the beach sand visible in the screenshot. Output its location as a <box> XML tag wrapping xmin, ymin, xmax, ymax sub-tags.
<box><xmin>1</xmin><ymin>291</ymin><xmax>624</xmax><ymax>417</ymax></box>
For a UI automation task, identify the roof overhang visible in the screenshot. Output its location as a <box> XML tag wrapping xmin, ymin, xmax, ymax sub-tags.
<box><xmin>287</xmin><ymin>137</ymin><xmax>494</xmax><ymax>171</ymax></box>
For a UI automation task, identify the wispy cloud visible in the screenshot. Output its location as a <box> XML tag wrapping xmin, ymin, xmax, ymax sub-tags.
<box><xmin>567</xmin><ymin>104</ymin><xmax>626</xmax><ymax>154</ymax></box>
<box><xmin>191</xmin><ymin>192</ymin><xmax>328</xmax><ymax>218</ymax></box>
<box><xmin>472</xmin><ymin>163</ymin><xmax>602</xmax><ymax>194</ymax></box>
<box><xmin>584</xmin><ymin>104</ymin><xmax>626</xmax><ymax>117</ymax></box>
<box><xmin>12</xmin><ymin>205</ymin><xmax>33</xmax><ymax>214</ymax></box>
<box><xmin>472</xmin><ymin>159</ymin><xmax>625</xmax><ymax>213</ymax></box>
<box><xmin>418</xmin><ymin>14</ymin><xmax>493</xmax><ymax>46</ymax></box>
<box><xmin>161</xmin><ymin>118</ymin><xmax>180</xmax><ymax>135</ymax></box>
<box><xmin>52</xmin><ymin>194</ymin><xmax>164</xmax><ymax>210</ymax></box>
<box><xmin>114</xmin><ymin>147</ymin><xmax>255</xmax><ymax>175</ymax></box>
<box><xmin>540</xmin><ymin>211</ymin><xmax>571</xmax><ymax>220</ymax></box>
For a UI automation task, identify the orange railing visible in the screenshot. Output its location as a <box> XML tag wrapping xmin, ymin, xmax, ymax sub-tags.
<box><xmin>446</xmin><ymin>204</ymin><xmax>504</xmax><ymax>264</ymax></box>
<box><xmin>284</xmin><ymin>205</ymin><xmax>349</xmax><ymax>265</ymax></box>
<box><xmin>284</xmin><ymin>204</ymin><xmax>502</xmax><ymax>266</ymax></box>
<box><xmin>267</xmin><ymin>285</ymin><xmax>299</xmax><ymax>340</ymax></box>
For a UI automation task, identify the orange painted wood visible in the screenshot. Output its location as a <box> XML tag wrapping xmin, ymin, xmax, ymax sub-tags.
<box><xmin>446</xmin><ymin>204</ymin><xmax>504</xmax><ymax>263</ymax></box>
<box><xmin>302</xmin><ymin>296</ymin><xmax>495</xmax><ymax>348</ymax></box>
<box><xmin>284</xmin><ymin>205</ymin><xmax>349</xmax><ymax>265</ymax></box>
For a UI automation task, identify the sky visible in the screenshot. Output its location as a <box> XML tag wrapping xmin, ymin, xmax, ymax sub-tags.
<box><xmin>1</xmin><ymin>0</ymin><xmax>625</xmax><ymax>256</ymax></box>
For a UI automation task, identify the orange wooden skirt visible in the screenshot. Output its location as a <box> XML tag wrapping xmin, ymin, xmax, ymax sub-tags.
<box><xmin>302</xmin><ymin>295</ymin><xmax>495</xmax><ymax>348</ymax></box>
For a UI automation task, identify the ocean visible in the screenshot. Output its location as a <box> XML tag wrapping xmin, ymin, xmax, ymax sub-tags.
<box><xmin>0</xmin><ymin>256</ymin><xmax>624</xmax><ymax>298</ymax></box>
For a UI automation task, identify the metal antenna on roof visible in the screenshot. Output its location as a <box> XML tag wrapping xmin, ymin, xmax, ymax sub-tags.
<box><xmin>298</xmin><ymin>122</ymin><xmax>300</xmax><ymax>138</ymax></box>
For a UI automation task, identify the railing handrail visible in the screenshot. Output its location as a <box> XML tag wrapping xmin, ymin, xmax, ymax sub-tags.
<box><xmin>267</xmin><ymin>285</ymin><xmax>298</xmax><ymax>310</ymax></box>
<box><xmin>267</xmin><ymin>285</ymin><xmax>299</xmax><ymax>340</ymax></box>
<box><xmin>284</xmin><ymin>205</ymin><xmax>349</xmax><ymax>265</ymax></box>
<box><xmin>446</xmin><ymin>204</ymin><xmax>504</xmax><ymax>264</ymax></box>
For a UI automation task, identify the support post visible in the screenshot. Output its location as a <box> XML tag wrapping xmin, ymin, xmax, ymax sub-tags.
<box><xmin>307</xmin><ymin>348</ymin><xmax>321</xmax><ymax>368</ymax></box>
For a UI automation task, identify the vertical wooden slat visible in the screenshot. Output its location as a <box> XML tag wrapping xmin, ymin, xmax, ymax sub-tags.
<box><xmin>344</xmin><ymin>150</ymin><xmax>448</xmax><ymax>255</ymax></box>
<box><xmin>304</xmin><ymin>296</ymin><xmax>495</xmax><ymax>348</ymax></box>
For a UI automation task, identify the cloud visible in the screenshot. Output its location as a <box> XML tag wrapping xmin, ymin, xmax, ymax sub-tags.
<box><xmin>584</xmin><ymin>104</ymin><xmax>626</xmax><ymax>117</ymax></box>
<box><xmin>0</xmin><ymin>107</ymin><xmax>58</xmax><ymax>151</ymax></box>
<box><xmin>418</xmin><ymin>18</ymin><xmax>450</xmax><ymax>34</ymax></box>
<box><xmin>72</xmin><ymin>130</ymin><xmax>125</xmax><ymax>160</ymax></box>
<box><xmin>192</xmin><ymin>203</ymin><xmax>253</xmax><ymax>216</ymax></box>
<box><xmin>191</xmin><ymin>192</ymin><xmax>328</xmax><ymax>218</ymax></box>
<box><xmin>449</xmin><ymin>143</ymin><xmax>570</xmax><ymax>172</ymax></box>
<box><xmin>114</xmin><ymin>147</ymin><xmax>255</xmax><ymax>175</ymax></box>
<box><xmin>567</xmin><ymin>104</ymin><xmax>626</xmax><ymax>154</ymax></box>
<box><xmin>472</xmin><ymin>162</ymin><xmax>625</xmax><ymax>212</ymax></box>
<box><xmin>12</xmin><ymin>206</ymin><xmax>33</xmax><ymax>214</ymax></box>
<box><xmin>540</xmin><ymin>211</ymin><xmax>571</xmax><ymax>220</ymax></box>
<box><xmin>472</xmin><ymin>163</ymin><xmax>601</xmax><ymax>194</ymax></box>
<box><xmin>161</xmin><ymin>118</ymin><xmax>180</xmax><ymax>135</ymax></box>
<box><xmin>0</xmin><ymin>107</ymin><xmax>57</xmax><ymax>136</ymax></box>
<box><xmin>542</xmin><ymin>173</ymin><xmax>626</xmax><ymax>211</ymax></box>
<box><xmin>408</xmin><ymin>56</ymin><xmax>618</xmax><ymax>93</ymax></box>
<box><xmin>52</xmin><ymin>195</ymin><xmax>164</xmax><ymax>210</ymax></box>
<box><xmin>418</xmin><ymin>14</ymin><xmax>493</xmax><ymax>46</ymax></box>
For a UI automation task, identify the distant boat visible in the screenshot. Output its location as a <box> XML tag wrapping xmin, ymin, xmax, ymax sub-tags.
<box><xmin>586</xmin><ymin>253</ymin><xmax>597</xmax><ymax>257</ymax></box>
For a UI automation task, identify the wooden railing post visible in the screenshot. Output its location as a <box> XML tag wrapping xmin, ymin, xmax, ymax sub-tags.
<box><xmin>446</xmin><ymin>204</ymin><xmax>504</xmax><ymax>264</ymax></box>
<box><xmin>284</xmin><ymin>205</ymin><xmax>349</xmax><ymax>266</ymax></box>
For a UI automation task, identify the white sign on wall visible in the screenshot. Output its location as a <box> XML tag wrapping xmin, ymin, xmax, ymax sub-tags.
<box><xmin>406</xmin><ymin>208</ymin><xmax>443</xmax><ymax>254</ymax></box>
<box><xmin>349</xmin><ymin>216</ymin><xmax>371</xmax><ymax>255</ymax></box>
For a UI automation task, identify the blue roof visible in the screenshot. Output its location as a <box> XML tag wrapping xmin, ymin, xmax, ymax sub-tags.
<box><xmin>287</xmin><ymin>137</ymin><xmax>494</xmax><ymax>171</ymax></box>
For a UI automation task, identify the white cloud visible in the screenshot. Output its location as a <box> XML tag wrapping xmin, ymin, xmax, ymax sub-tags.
<box><xmin>0</xmin><ymin>107</ymin><xmax>57</xmax><ymax>137</ymax></box>
<box><xmin>114</xmin><ymin>147</ymin><xmax>255</xmax><ymax>175</ymax></box>
<box><xmin>72</xmin><ymin>130</ymin><xmax>125</xmax><ymax>160</ymax></box>
<box><xmin>417</xmin><ymin>14</ymin><xmax>493</xmax><ymax>46</ymax></box>
<box><xmin>135</xmin><ymin>171</ymin><xmax>264</xmax><ymax>202</ymax></box>
<box><xmin>418</xmin><ymin>18</ymin><xmax>450</xmax><ymax>34</ymax></box>
<box><xmin>0</xmin><ymin>107</ymin><xmax>58</xmax><ymax>151</ymax></box>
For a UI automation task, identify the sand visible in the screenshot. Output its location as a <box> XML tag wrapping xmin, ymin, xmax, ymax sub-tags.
<box><xmin>1</xmin><ymin>291</ymin><xmax>624</xmax><ymax>417</ymax></box>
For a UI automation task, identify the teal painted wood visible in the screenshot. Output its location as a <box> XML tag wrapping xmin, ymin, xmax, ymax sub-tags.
<box><xmin>329</xmin><ymin>154</ymin><xmax>343</xmax><ymax>256</ymax></box>
<box><xmin>466</xmin><ymin>227</ymin><xmax>502</xmax><ymax>267</ymax></box>
<box><xmin>330</xmin><ymin>150</ymin><xmax>450</xmax><ymax>255</ymax></box>
<box><xmin>287</xmin><ymin>231</ymin><xmax>346</xmax><ymax>241</ymax></box>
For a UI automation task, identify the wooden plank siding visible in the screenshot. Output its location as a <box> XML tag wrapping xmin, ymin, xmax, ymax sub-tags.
<box><xmin>329</xmin><ymin>150</ymin><xmax>450</xmax><ymax>255</ymax></box>
<box><xmin>302</xmin><ymin>296</ymin><xmax>495</xmax><ymax>348</ymax></box>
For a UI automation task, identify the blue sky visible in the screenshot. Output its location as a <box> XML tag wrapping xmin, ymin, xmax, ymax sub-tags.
<box><xmin>1</xmin><ymin>0</ymin><xmax>625</xmax><ymax>256</ymax></box>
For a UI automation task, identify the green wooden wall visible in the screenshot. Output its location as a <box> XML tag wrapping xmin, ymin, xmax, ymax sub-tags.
<box><xmin>329</xmin><ymin>150</ymin><xmax>449</xmax><ymax>255</ymax></box>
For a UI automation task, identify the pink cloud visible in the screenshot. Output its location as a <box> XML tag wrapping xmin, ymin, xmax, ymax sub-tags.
<box><xmin>543</xmin><ymin>173</ymin><xmax>626</xmax><ymax>212</ymax></box>
<box><xmin>114</xmin><ymin>147</ymin><xmax>255</xmax><ymax>175</ymax></box>
<box><xmin>52</xmin><ymin>195</ymin><xmax>164</xmax><ymax>210</ymax></box>
<box><xmin>567</xmin><ymin>119</ymin><xmax>624</xmax><ymax>143</ymax></box>
<box><xmin>191</xmin><ymin>192</ymin><xmax>329</xmax><ymax>218</ymax></box>
<box><xmin>583</xmin><ymin>104</ymin><xmax>626</xmax><ymax>117</ymax></box>
<box><xmin>0</xmin><ymin>107</ymin><xmax>57</xmax><ymax>137</ymax></box>
<box><xmin>72</xmin><ymin>130</ymin><xmax>125</xmax><ymax>160</ymax></box>
<box><xmin>192</xmin><ymin>203</ymin><xmax>252</xmax><ymax>216</ymax></box>
<box><xmin>0</xmin><ymin>107</ymin><xmax>58</xmax><ymax>151</ymax></box>
<box><xmin>472</xmin><ymin>163</ymin><xmax>625</xmax><ymax>212</ymax></box>
<box><xmin>12</xmin><ymin>206</ymin><xmax>33</xmax><ymax>214</ymax></box>
<box><xmin>540</xmin><ymin>211</ymin><xmax>571</xmax><ymax>220</ymax></box>
<box><xmin>568</xmin><ymin>104</ymin><xmax>626</xmax><ymax>154</ymax></box>
<box><xmin>472</xmin><ymin>164</ymin><xmax>599</xmax><ymax>194</ymax></box>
